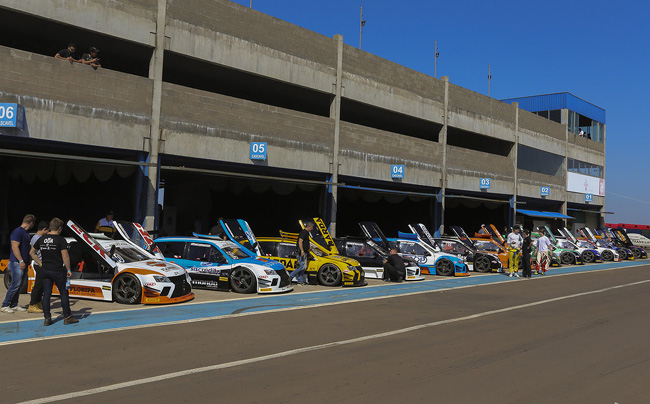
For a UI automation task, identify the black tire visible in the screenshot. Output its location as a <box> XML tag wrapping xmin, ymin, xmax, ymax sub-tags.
<box><xmin>560</xmin><ymin>252</ymin><xmax>575</xmax><ymax>265</ymax></box>
<box><xmin>229</xmin><ymin>267</ymin><xmax>257</xmax><ymax>294</ymax></box>
<box><xmin>3</xmin><ymin>269</ymin><xmax>29</xmax><ymax>294</ymax></box>
<box><xmin>112</xmin><ymin>273</ymin><xmax>142</xmax><ymax>304</ymax></box>
<box><xmin>581</xmin><ymin>250</ymin><xmax>595</xmax><ymax>263</ymax></box>
<box><xmin>317</xmin><ymin>263</ymin><xmax>342</xmax><ymax>286</ymax></box>
<box><xmin>617</xmin><ymin>249</ymin><xmax>628</xmax><ymax>260</ymax></box>
<box><xmin>435</xmin><ymin>258</ymin><xmax>454</xmax><ymax>276</ymax></box>
<box><xmin>601</xmin><ymin>250</ymin><xmax>614</xmax><ymax>261</ymax></box>
<box><xmin>473</xmin><ymin>255</ymin><xmax>491</xmax><ymax>273</ymax></box>
<box><xmin>632</xmin><ymin>248</ymin><xmax>642</xmax><ymax>259</ymax></box>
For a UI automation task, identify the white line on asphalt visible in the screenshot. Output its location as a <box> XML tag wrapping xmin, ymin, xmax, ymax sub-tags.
<box><xmin>16</xmin><ymin>278</ymin><xmax>650</xmax><ymax>404</ymax></box>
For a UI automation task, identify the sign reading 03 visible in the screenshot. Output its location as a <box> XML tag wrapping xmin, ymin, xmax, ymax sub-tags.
<box><xmin>479</xmin><ymin>178</ymin><xmax>491</xmax><ymax>189</ymax></box>
<box><xmin>391</xmin><ymin>164</ymin><xmax>405</xmax><ymax>179</ymax></box>
<box><xmin>250</xmin><ymin>142</ymin><xmax>267</xmax><ymax>160</ymax></box>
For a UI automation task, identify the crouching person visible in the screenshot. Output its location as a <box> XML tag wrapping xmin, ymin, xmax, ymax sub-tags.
<box><xmin>383</xmin><ymin>247</ymin><xmax>405</xmax><ymax>282</ymax></box>
<box><xmin>30</xmin><ymin>218</ymin><xmax>79</xmax><ymax>326</ymax></box>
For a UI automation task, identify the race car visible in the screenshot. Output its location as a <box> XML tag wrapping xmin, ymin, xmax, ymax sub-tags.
<box><xmin>477</xmin><ymin>224</ymin><xmax>561</xmax><ymax>270</ymax></box>
<box><xmin>154</xmin><ymin>234</ymin><xmax>293</xmax><ymax>294</ymax></box>
<box><xmin>555</xmin><ymin>228</ymin><xmax>603</xmax><ymax>263</ymax></box>
<box><xmin>359</xmin><ymin>221</ymin><xmax>468</xmax><ymax>277</ymax></box>
<box><xmin>302</xmin><ymin>217</ymin><xmax>424</xmax><ymax>281</ymax></box>
<box><xmin>221</xmin><ymin>219</ymin><xmax>367</xmax><ymax>287</ymax></box>
<box><xmin>578</xmin><ymin>228</ymin><xmax>621</xmax><ymax>262</ymax></box>
<box><xmin>422</xmin><ymin>224</ymin><xmax>502</xmax><ymax>273</ymax></box>
<box><xmin>626</xmin><ymin>232</ymin><xmax>650</xmax><ymax>249</ymax></box>
<box><xmin>5</xmin><ymin>220</ymin><xmax>195</xmax><ymax>305</ymax></box>
<box><xmin>537</xmin><ymin>226</ymin><xmax>582</xmax><ymax>265</ymax></box>
<box><xmin>601</xmin><ymin>227</ymin><xmax>647</xmax><ymax>259</ymax></box>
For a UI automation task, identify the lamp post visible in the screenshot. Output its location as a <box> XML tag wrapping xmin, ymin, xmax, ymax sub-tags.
<box><xmin>434</xmin><ymin>40</ymin><xmax>440</xmax><ymax>78</ymax></box>
<box><xmin>359</xmin><ymin>5</ymin><xmax>366</xmax><ymax>49</ymax></box>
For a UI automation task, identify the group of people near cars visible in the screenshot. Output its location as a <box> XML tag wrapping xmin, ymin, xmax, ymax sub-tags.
<box><xmin>506</xmin><ymin>226</ymin><xmax>552</xmax><ymax>278</ymax></box>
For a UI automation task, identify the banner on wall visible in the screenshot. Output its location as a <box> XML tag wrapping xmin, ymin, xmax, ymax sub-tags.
<box><xmin>567</xmin><ymin>172</ymin><xmax>605</xmax><ymax>196</ymax></box>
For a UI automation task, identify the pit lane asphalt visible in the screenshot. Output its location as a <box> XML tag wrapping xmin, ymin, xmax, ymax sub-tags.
<box><xmin>2</xmin><ymin>260</ymin><xmax>650</xmax><ymax>404</ymax></box>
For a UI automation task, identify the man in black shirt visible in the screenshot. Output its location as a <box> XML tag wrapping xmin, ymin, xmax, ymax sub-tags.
<box><xmin>30</xmin><ymin>218</ymin><xmax>79</xmax><ymax>326</ymax></box>
<box><xmin>383</xmin><ymin>247</ymin><xmax>406</xmax><ymax>282</ymax></box>
<box><xmin>521</xmin><ymin>229</ymin><xmax>532</xmax><ymax>279</ymax></box>
<box><xmin>54</xmin><ymin>43</ymin><xmax>81</xmax><ymax>64</ymax></box>
<box><xmin>81</xmin><ymin>46</ymin><xmax>101</xmax><ymax>68</ymax></box>
<box><xmin>291</xmin><ymin>221</ymin><xmax>314</xmax><ymax>285</ymax></box>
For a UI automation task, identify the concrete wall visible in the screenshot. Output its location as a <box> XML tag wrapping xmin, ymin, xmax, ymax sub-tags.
<box><xmin>1</xmin><ymin>0</ymin><xmax>157</xmax><ymax>45</ymax></box>
<box><xmin>446</xmin><ymin>146</ymin><xmax>514</xmax><ymax>194</ymax></box>
<box><xmin>160</xmin><ymin>83</ymin><xmax>333</xmax><ymax>172</ymax></box>
<box><xmin>339</xmin><ymin>121</ymin><xmax>442</xmax><ymax>186</ymax></box>
<box><xmin>517</xmin><ymin>170</ymin><xmax>565</xmax><ymax>201</ymax></box>
<box><xmin>0</xmin><ymin>46</ymin><xmax>151</xmax><ymax>150</ymax></box>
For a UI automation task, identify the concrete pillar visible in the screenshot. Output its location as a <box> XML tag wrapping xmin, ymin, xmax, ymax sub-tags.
<box><xmin>512</xmin><ymin>102</ymin><xmax>519</xmax><ymax>226</ymax></box>
<box><xmin>438</xmin><ymin>76</ymin><xmax>449</xmax><ymax>236</ymax></box>
<box><xmin>601</xmin><ymin>123</ymin><xmax>607</xmax><ymax>227</ymax></box>
<box><xmin>328</xmin><ymin>34</ymin><xmax>344</xmax><ymax>237</ymax></box>
<box><xmin>561</xmin><ymin>108</ymin><xmax>569</xmax><ymax>226</ymax></box>
<box><xmin>144</xmin><ymin>0</ymin><xmax>167</xmax><ymax>230</ymax></box>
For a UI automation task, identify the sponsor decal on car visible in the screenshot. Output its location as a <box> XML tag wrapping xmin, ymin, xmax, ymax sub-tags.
<box><xmin>190</xmin><ymin>266</ymin><xmax>223</xmax><ymax>274</ymax></box>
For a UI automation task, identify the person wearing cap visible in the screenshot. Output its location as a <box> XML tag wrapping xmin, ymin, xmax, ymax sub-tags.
<box><xmin>54</xmin><ymin>43</ymin><xmax>81</xmax><ymax>63</ymax></box>
<box><xmin>95</xmin><ymin>211</ymin><xmax>115</xmax><ymax>233</ymax></box>
<box><xmin>81</xmin><ymin>47</ymin><xmax>101</xmax><ymax>68</ymax></box>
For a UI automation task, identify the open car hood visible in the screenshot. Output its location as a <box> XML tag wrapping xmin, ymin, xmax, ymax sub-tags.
<box><xmin>359</xmin><ymin>222</ymin><xmax>390</xmax><ymax>250</ymax></box>
<box><xmin>449</xmin><ymin>225</ymin><xmax>476</xmax><ymax>250</ymax></box>
<box><xmin>408</xmin><ymin>223</ymin><xmax>437</xmax><ymax>248</ymax></box>
<box><xmin>578</xmin><ymin>228</ymin><xmax>598</xmax><ymax>246</ymax></box>
<box><xmin>560</xmin><ymin>227</ymin><xmax>578</xmax><ymax>243</ymax></box>
<box><xmin>480</xmin><ymin>224</ymin><xmax>505</xmax><ymax>245</ymax></box>
<box><xmin>114</xmin><ymin>221</ymin><xmax>164</xmax><ymax>259</ymax></box>
<box><xmin>220</xmin><ymin>219</ymin><xmax>260</xmax><ymax>256</ymax></box>
<box><xmin>66</xmin><ymin>220</ymin><xmax>117</xmax><ymax>270</ymax></box>
<box><xmin>300</xmin><ymin>217</ymin><xmax>339</xmax><ymax>255</ymax></box>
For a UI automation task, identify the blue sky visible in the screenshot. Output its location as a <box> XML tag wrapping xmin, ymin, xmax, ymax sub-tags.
<box><xmin>233</xmin><ymin>0</ymin><xmax>650</xmax><ymax>224</ymax></box>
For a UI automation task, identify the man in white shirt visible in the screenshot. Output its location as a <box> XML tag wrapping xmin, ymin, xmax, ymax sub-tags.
<box><xmin>536</xmin><ymin>230</ymin><xmax>552</xmax><ymax>274</ymax></box>
<box><xmin>506</xmin><ymin>226</ymin><xmax>523</xmax><ymax>277</ymax></box>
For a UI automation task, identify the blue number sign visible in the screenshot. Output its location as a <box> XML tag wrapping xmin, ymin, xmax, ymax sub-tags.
<box><xmin>585</xmin><ymin>194</ymin><xmax>593</xmax><ymax>203</ymax></box>
<box><xmin>391</xmin><ymin>164</ymin><xmax>405</xmax><ymax>179</ymax></box>
<box><xmin>250</xmin><ymin>142</ymin><xmax>267</xmax><ymax>160</ymax></box>
<box><xmin>540</xmin><ymin>186</ymin><xmax>550</xmax><ymax>196</ymax></box>
<box><xmin>479</xmin><ymin>178</ymin><xmax>491</xmax><ymax>189</ymax></box>
<box><xmin>0</xmin><ymin>103</ymin><xmax>17</xmax><ymax>127</ymax></box>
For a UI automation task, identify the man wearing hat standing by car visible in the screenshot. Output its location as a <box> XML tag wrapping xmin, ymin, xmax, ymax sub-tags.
<box><xmin>81</xmin><ymin>47</ymin><xmax>101</xmax><ymax>68</ymax></box>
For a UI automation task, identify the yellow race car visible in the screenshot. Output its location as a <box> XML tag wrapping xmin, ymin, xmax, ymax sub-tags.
<box><xmin>220</xmin><ymin>219</ymin><xmax>367</xmax><ymax>287</ymax></box>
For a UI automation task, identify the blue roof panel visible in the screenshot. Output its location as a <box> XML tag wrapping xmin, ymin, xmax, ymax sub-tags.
<box><xmin>501</xmin><ymin>92</ymin><xmax>606</xmax><ymax>124</ymax></box>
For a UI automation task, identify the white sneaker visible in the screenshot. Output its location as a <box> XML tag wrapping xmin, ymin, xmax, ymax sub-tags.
<box><xmin>514</xmin><ymin>272</ymin><xmax>520</xmax><ymax>278</ymax></box>
<box><xmin>1</xmin><ymin>306</ymin><xmax>15</xmax><ymax>313</ymax></box>
<box><xmin>12</xmin><ymin>306</ymin><xmax>27</xmax><ymax>312</ymax></box>
<box><xmin>508</xmin><ymin>272</ymin><xmax>513</xmax><ymax>277</ymax></box>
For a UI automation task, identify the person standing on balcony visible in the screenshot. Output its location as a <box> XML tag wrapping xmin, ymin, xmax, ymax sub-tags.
<box><xmin>54</xmin><ymin>43</ymin><xmax>81</xmax><ymax>63</ymax></box>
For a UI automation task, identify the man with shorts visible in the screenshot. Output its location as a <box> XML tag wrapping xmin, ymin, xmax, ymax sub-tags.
<box><xmin>30</xmin><ymin>218</ymin><xmax>79</xmax><ymax>326</ymax></box>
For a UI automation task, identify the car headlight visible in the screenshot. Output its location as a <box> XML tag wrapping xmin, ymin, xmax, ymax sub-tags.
<box><xmin>153</xmin><ymin>275</ymin><xmax>171</xmax><ymax>283</ymax></box>
<box><xmin>264</xmin><ymin>269</ymin><xmax>277</xmax><ymax>275</ymax></box>
<box><xmin>347</xmin><ymin>265</ymin><xmax>357</xmax><ymax>271</ymax></box>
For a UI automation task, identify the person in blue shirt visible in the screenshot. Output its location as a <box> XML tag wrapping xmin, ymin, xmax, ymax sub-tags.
<box><xmin>1</xmin><ymin>214</ymin><xmax>36</xmax><ymax>313</ymax></box>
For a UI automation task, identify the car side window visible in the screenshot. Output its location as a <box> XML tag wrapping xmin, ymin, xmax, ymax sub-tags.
<box><xmin>158</xmin><ymin>242</ymin><xmax>186</xmax><ymax>259</ymax></box>
<box><xmin>345</xmin><ymin>242</ymin><xmax>364</xmax><ymax>257</ymax></box>
<box><xmin>187</xmin><ymin>243</ymin><xmax>212</xmax><ymax>262</ymax></box>
<box><xmin>277</xmin><ymin>243</ymin><xmax>297</xmax><ymax>258</ymax></box>
<box><xmin>209</xmin><ymin>246</ymin><xmax>228</xmax><ymax>264</ymax></box>
<box><xmin>258</xmin><ymin>241</ymin><xmax>278</xmax><ymax>256</ymax></box>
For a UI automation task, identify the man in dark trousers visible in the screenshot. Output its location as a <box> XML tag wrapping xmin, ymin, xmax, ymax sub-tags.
<box><xmin>521</xmin><ymin>229</ymin><xmax>532</xmax><ymax>279</ymax></box>
<box><xmin>291</xmin><ymin>221</ymin><xmax>314</xmax><ymax>285</ymax></box>
<box><xmin>29</xmin><ymin>218</ymin><xmax>79</xmax><ymax>326</ymax></box>
<box><xmin>27</xmin><ymin>221</ymin><xmax>50</xmax><ymax>313</ymax></box>
<box><xmin>1</xmin><ymin>214</ymin><xmax>35</xmax><ymax>313</ymax></box>
<box><xmin>383</xmin><ymin>247</ymin><xmax>406</xmax><ymax>282</ymax></box>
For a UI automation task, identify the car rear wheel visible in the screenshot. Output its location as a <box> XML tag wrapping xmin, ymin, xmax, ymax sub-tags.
<box><xmin>560</xmin><ymin>252</ymin><xmax>575</xmax><ymax>265</ymax></box>
<box><xmin>581</xmin><ymin>250</ymin><xmax>595</xmax><ymax>263</ymax></box>
<box><xmin>318</xmin><ymin>263</ymin><xmax>342</xmax><ymax>286</ymax></box>
<box><xmin>601</xmin><ymin>250</ymin><xmax>614</xmax><ymax>261</ymax></box>
<box><xmin>617</xmin><ymin>249</ymin><xmax>628</xmax><ymax>260</ymax></box>
<box><xmin>473</xmin><ymin>255</ymin><xmax>491</xmax><ymax>273</ymax></box>
<box><xmin>632</xmin><ymin>248</ymin><xmax>642</xmax><ymax>259</ymax></box>
<box><xmin>435</xmin><ymin>258</ymin><xmax>454</xmax><ymax>276</ymax></box>
<box><xmin>113</xmin><ymin>273</ymin><xmax>142</xmax><ymax>304</ymax></box>
<box><xmin>230</xmin><ymin>267</ymin><xmax>257</xmax><ymax>294</ymax></box>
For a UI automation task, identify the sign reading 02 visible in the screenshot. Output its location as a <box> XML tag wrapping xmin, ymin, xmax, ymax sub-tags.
<box><xmin>249</xmin><ymin>142</ymin><xmax>267</xmax><ymax>160</ymax></box>
<box><xmin>585</xmin><ymin>193</ymin><xmax>593</xmax><ymax>203</ymax></box>
<box><xmin>391</xmin><ymin>164</ymin><xmax>405</xmax><ymax>179</ymax></box>
<box><xmin>540</xmin><ymin>186</ymin><xmax>550</xmax><ymax>196</ymax></box>
<box><xmin>479</xmin><ymin>178</ymin><xmax>491</xmax><ymax>190</ymax></box>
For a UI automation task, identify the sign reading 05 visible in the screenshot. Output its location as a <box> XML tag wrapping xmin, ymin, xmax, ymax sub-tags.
<box><xmin>540</xmin><ymin>186</ymin><xmax>550</xmax><ymax>196</ymax></box>
<box><xmin>391</xmin><ymin>164</ymin><xmax>405</xmax><ymax>179</ymax></box>
<box><xmin>479</xmin><ymin>178</ymin><xmax>491</xmax><ymax>189</ymax></box>
<box><xmin>250</xmin><ymin>142</ymin><xmax>267</xmax><ymax>160</ymax></box>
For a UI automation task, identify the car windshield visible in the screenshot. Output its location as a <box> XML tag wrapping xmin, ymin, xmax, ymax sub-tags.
<box><xmin>221</xmin><ymin>245</ymin><xmax>250</xmax><ymax>260</ymax></box>
<box><xmin>474</xmin><ymin>240</ymin><xmax>502</xmax><ymax>252</ymax></box>
<box><xmin>111</xmin><ymin>246</ymin><xmax>150</xmax><ymax>263</ymax></box>
<box><xmin>310</xmin><ymin>243</ymin><xmax>327</xmax><ymax>257</ymax></box>
<box><xmin>577</xmin><ymin>240</ymin><xmax>594</xmax><ymax>248</ymax></box>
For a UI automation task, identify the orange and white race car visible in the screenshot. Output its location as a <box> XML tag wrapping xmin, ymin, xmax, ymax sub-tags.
<box><xmin>18</xmin><ymin>221</ymin><xmax>195</xmax><ymax>305</ymax></box>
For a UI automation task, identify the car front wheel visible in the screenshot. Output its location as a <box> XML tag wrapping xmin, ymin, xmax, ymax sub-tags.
<box><xmin>473</xmin><ymin>255</ymin><xmax>491</xmax><ymax>273</ymax></box>
<box><xmin>601</xmin><ymin>250</ymin><xmax>614</xmax><ymax>261</ymax></box>
<box><xmin>435</xmin><ymin>258</ymin><xmax>454</xmax><ymax>276</ymax></box>
<box><xmin>581</xmin><ymin>250</ymin><xmax>595</xmax><ymax>263</ymax></box>
<box><xmin>318</xmin><ymin>264</ymin><xmax>342</xmax><ymax>286</ymax></box>
<box><xmin>560</xmin><ymin>252</ymin><xmax>575</xmax><ymax>265</ymax></box>
<box><xmin>230</xmin><ymin>267</ymin><xmax>257</xmax><ymax>293</ymax></box>
<box><xmin>113</xmin><ymin>273</ymin><xmax>142</xmax><ymax>304</ymax></box>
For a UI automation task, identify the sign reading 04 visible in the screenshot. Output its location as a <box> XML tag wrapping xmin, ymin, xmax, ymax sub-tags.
<box><xmin>479</xmin><ymin>178</ymin><xmax>491</xmax><ymax>190</ymax></box>
<box><xmin>249</xmin><ymin>142</ymin><xmax>267</xmax><ymax>160</ymax></box>
<box><xmin>391</xmin><ymin>164</ymin><xmax>405</xmax><ymax>179</ymax></box>
<box><xmin>540</xmin><ymin>186</ymin><xmax>550</xmax><ymax>196</ymax></box>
